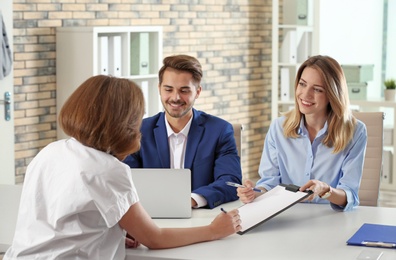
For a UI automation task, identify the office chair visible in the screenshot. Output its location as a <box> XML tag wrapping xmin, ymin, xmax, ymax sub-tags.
<box><xmin>353</xmin><ymin>112</ymin><xmax>384</xmax><ymax>206</ymax></box>
<box><xmin>232</xmin><ymin>123</ymin><xmax>243</xmax><ymax>158</ymax></box>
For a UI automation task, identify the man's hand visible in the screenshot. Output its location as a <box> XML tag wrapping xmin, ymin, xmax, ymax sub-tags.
<box><xmin>237</xmin><ymin>179</ymin><xmax>263</xmax><ymax>203</ymax></box>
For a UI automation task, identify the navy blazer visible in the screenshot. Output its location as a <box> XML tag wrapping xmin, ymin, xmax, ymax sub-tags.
<box><xmin>124</xmin><ymin>109</ymin><xmax>242</xmax><ymax>208</ymax></box>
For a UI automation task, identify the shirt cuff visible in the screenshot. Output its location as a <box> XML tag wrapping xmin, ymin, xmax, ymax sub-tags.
<box><xmin>191</xmin><ymin>193</ymin><xmax>207</xmax><ymax>208</ymax></box>
<box><xmin>330</xmin><ymin>187</ymin><xmax>355</xmax><ymax>211</ymax></box>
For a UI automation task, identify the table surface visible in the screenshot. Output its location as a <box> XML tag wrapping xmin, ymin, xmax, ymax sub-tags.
<box><xmin>126</xmin><ymin>201</ymin><xmax>396</xmax><ymax>260</ymax></box>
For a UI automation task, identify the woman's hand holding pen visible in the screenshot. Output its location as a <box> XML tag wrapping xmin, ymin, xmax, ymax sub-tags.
<box><xmin>210</xmin><ymin>209</ymin><xmax>241</xmax><ymax>239</ymax></box>
<box><xmin>236</xmin><ymin>179</ymin><xmax>262</xmax><ymax>204</ymax></box>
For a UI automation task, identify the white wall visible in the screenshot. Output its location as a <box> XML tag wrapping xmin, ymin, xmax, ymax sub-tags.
<box><xmin>386</xmin><ymin>0</ymin><xmax>396</xmax><ymax>80</ymax></box>
<box><xmin>318</xmin><ymin>0</ymin><xmax>383</xmax><ymax>99</ymax></box>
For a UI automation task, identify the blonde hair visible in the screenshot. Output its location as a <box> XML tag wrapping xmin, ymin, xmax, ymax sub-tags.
<box><xmin>283</xmin><ymin>55</ymin><xmax>356</xmax><ymax>153</ymax></box>
<box><xmin>59</xmin><ymin>75</ymin><xmax>144</xmax><ymax>160</ymax></box>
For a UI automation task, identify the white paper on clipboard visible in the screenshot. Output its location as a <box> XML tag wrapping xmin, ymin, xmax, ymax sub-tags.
<box><xmin>237</xmin><ymin>184</ymin><xmax>312</xmax><ymax>235</ymax></box>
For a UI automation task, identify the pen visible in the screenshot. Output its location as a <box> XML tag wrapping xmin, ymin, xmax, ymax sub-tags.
<box><xmin>362</xmin><ymin>241</ymin><xmax>396</xmax><ymax>248</ymax></box>
<box><xmin>226</xmin><ymin>181</ymin><xmax>263</xmax><ymax>192</ymax></box>
<box><xmin>221</xmin><ymin>208</ymin><xmax>227</xmax><ymax>214</ymax></box>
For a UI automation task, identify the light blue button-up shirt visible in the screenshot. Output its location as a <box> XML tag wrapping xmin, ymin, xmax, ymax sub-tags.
<box><xmin>256</xmin><ymin>116</ymin><xmax>367</xmax><ymax>211</ymax></box>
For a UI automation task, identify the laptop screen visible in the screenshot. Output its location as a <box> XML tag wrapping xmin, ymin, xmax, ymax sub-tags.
<box><xmin>130</xmin><ymin>168</ymin><xmax>192</xmax><ymax>219</ymax></box>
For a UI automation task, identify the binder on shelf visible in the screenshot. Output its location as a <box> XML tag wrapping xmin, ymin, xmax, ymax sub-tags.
<box><xmin>237</xmin><ymin>184</ymin><xmax>312</xmax><ymax>235</ymax></box>
<box><xmin>347</xmin><ymin>223</ymin><xmax>396</xmax><ymax>249</ymax></box>
<box><xmin>382</xmin><ymin>150</ymin><xmax>392</xmax><ymax>184</ymax></box>
<box><xmin>280</xmin><ymin>30</ymin><xmax>297</xmax><ymax>63</ymax></box>
<box><xmin>108</xmin><ymin>35</ymin><xmax>122</xmax><ymax>77</ymax></box>
<box><xmin>307</xmin><ymin>0</ymin><xmax>314</xmax><ymax>26</ymax></box>
<box><xmin>98</xmin><ymin>36</ymin><xmax>108</xmax><ymax>75</ymax></box>
<box><xmin>280</xmin><ymin>67</ymin><xmax>291</xmax><ymax>101</ymax></box>
<box><xmin>296</xmin><ymin>0</ymin><xmax>308</xmax><ymax>25</ymax></box>
<box><xmin>131</xmin><ymin>32</ymin><xmax>150</xmax><ymax>75</ymax></box>
<box><xmin>283</xmin><ymin>0</ymin><xmax>309</xmax><ymax>25</ymax></box>
<box><xmin>297</xmin><ymin>31</ymin><xmax>312</xmax><ymax>63</ymax></box>
<box><xmin>140</xmin><ymin>80</ymin><xmax>149</xmax><ymax>118</ymax></box>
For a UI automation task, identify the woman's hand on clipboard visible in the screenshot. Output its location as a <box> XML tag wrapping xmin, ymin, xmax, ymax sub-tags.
<box><xmin>299</xmin><ymin>179</ymin><xmax>331</xmax><ymax>201</ymax></box>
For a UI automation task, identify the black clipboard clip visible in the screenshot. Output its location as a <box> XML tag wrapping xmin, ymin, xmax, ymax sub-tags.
<box><xmin>280</xmin><ymin>183</ymin><xmax>313</xmax><ymax>194</ymax></box>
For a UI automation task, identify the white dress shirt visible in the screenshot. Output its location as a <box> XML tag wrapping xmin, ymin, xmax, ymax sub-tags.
<box><xmin>165</xmin><ymin>116</ymin><xmax>207</xmax><ymax>207</ymax></box>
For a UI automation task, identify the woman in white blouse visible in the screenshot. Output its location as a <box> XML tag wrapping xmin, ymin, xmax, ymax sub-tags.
<box><xmin>4</xmin><ymin>75</ymin><xmax>241</xmax><ymax>259</ymax></box>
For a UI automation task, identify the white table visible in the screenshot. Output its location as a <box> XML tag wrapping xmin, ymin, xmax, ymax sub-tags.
<box><xmin>126</xmin><ymin>201</ymin><xmax>396</xmax><ymax>260</ymax></box>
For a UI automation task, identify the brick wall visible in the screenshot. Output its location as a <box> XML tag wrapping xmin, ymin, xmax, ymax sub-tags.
<box><xmin>12</xmin><ymin>0</ymin><xmax>272</xmax><ymax>183</ymax></box>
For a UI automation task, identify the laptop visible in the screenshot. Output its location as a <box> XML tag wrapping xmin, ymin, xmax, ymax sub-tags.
<box><xmin>130</xmin><ymin>168</ymin><xmax>192</xmax><ymax>218</ymax></box>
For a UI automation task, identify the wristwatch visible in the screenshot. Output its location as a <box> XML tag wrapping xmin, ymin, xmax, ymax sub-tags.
<box><xmin>319</xmin><ymin>185</ymin><xmax>333</xmax><ymax>199</ymax></box>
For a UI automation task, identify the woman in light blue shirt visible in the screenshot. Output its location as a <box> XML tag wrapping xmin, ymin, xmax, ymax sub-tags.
<box><xmin>238</xmin><ymin>55</ymin><xmax>367</xmax><ymax>211</ymax></box>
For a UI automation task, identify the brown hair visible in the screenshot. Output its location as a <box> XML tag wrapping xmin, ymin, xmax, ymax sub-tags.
<box><xmin>59</xmin><ymin>75</ymin><xmax>144</xmax><ymax>160</ymax></box>
<box><xmin>158</xmin><ymin>54</ymin><xmax>203</xmax><ymax>86</ymax></box>
<box><xmin>283</xmin><ymin>55</ymin><xmax>356</xmax><ymax>153</ymax></box>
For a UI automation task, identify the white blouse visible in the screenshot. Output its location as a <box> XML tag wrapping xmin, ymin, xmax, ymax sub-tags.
<box><xmin>5</xmin><ymin>138</ymin><xmax>139</xmax><ymax>259</ymax></box>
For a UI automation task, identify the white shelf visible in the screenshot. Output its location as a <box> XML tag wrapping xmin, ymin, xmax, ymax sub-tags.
<box><xmin>278</xmin><ymin>24</ymin><xmax>313</xmax><ymax>30</ymax></box>
<box><xmin>56</xmin><ymin>26</ymin><xmax>163</xmax><ymax>139</ymax></box>
<box><xmin>278</xmin><ymin>101</ymin><xmax>294</xmax><ymax>105</ymax></box>
<box><xmin>127</xmin><ymin>74</ymin><xmax>158</xmax><ymax>80</ymax></box>
<box><xmin>271</xmin><ymin>0</ymin><xmax>319</xmax><ymax>120</ymax></box>
<box><xmin>351</xmin><ymin>99</ymin><xmax>396</xmax><ymax>108</ymax></box>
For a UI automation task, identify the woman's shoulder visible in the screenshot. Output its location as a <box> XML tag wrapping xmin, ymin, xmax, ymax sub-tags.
<box><xmin>349</xmin><ymin>118</ymin><xmax>368</xmax><ymax>145</ymax></box>
<box><xmin>354</xmin><ymin>118</ymin><xmax>368</xmax><ymax>134</ymax></box>
<box><xmin>270</xmin><ymin>116</ymin><xmax>287</xmax><ymax>129</ymax></box>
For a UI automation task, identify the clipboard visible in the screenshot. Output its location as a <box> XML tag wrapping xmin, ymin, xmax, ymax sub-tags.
<box><xmin>237</xmin><ymin>184</ymin><xmax>312</xmax><ymax>235</ymax></box>
<box><xmin>347</xmin><ymin>223</ymin><xmax>396</xmax><ymax>249</ymax></box>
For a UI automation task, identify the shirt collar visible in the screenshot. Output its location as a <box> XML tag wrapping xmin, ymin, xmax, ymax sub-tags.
<box><xmin>298</xmin><ymin>116</ymin><xmax>329</xmax><ymax>137</ymax></box>
<box><xmin>165</xmin><ymin>114</ymin><xmax>193</xmax><ymax>138</ymax></box>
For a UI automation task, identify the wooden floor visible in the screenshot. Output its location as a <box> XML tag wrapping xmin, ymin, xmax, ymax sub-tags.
<box><xmin>378</xmin><ymin>190</ymin><xmax>396</xmax><ymax>208</ymax></box>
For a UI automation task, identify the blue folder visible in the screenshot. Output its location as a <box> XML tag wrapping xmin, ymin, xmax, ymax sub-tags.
<box><xmin>347</xmin><ymin>223</ymin><xmax>396</xmax><ymax>249</ymax></box>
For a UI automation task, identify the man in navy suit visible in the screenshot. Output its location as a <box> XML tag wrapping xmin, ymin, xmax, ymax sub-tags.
<box><xmin>124</xmin><ymin>54</ymin><xmax>242</xmax><ymax>209</ymax></box>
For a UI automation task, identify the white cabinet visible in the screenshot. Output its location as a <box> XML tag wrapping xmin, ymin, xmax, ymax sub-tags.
<box><xmin>56</xmin><ymin>26</ymin><xmax>163</xmax><ymax>139</ymax></box>
<box><xmin>351</xmin><ymin>100</ymin><xmax>396</xmax><ymax>191</ymax></box>
<box><xmin>271</xmin><ymin>0</ymin><xmax>319</xmax><ymax>120</ymax></box>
